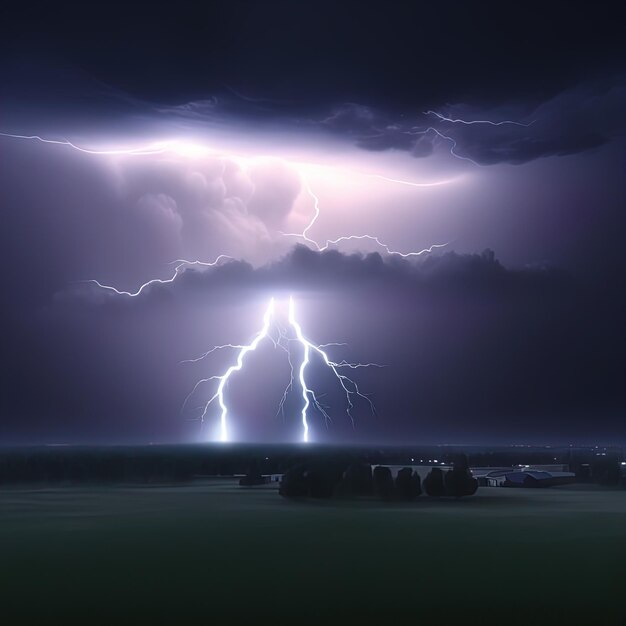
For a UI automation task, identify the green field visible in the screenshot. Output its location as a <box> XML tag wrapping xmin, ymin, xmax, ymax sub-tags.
<box><xmin>1</xmin><ymin>481</ymin><xmax>624</xmax><ymax>625</ymax></box>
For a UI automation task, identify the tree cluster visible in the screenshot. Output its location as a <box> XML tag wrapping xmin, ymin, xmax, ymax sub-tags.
<box><xmin>279</xmin><ymin>455</ymin><xmax>478</xmax><ymax>500</ymax></box>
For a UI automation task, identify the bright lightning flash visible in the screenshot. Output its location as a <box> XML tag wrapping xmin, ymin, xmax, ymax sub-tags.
<box><xmin>204</xmin><ymin>298</ymin><xmax>275</xmax><ymax>442</ymax></box>
<box><xmin>184</xmin><ymin>298</ymin><xmax>381</xmax><ymax>442</ymax></box>
<box><xmin>287</xmin><ymin>297</ymin><xmax>378</xmax><ymax>442</ymax></box>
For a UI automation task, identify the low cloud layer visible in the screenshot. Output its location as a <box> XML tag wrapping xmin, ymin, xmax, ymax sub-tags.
<box><xmin>78</xmin><ymin>244</ymin><xmax>565</xmax><ymax>303</ymax></box>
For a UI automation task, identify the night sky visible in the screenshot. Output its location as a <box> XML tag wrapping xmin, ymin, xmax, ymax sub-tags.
<box><xmin>1</xmin><ymin>1</ymin><xmax>624</xmax><ymax>445</ymax></box>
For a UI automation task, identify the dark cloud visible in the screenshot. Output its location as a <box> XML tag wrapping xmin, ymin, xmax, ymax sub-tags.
<box><xmin>2</xmin><ymin>56</ymin><xmax>623</xmax><ymax>168</ymax></box>
<box><xmin>436</xmin><ymin>79</ymin><xmax>626</xmax><ymax>164</ymax></box>
<box><xmin>133</xmin><ymin>75</ymin><xmax>626</xmax><ymax>166</ymax></box>
<box><xmin>319</xmin><ymin>77</ymin><xmax>626</xmax><ymax>165</ymax></box>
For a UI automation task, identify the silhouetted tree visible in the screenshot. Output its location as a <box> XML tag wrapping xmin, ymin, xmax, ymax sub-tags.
<box><xmin>410</xmin><ymin>471</ymin><xmax>422</xmax><ymax>498</ymax></box>
<box><xmin>308</xmin><ymin>464</ymin><xmax>339</xmax><ymax>498</ymax></box>
<box><xmin>591</xmin><ymin>455</ymin><xmax>621</xmax><ymax>485</ymax></box>
<box><xmin>395</xmin><ymin>467</ymin><xmax>422</xmax><ymax>500</ymax></box>
<box><xmin>423</xmin><ymin>467</ymin><xmax>446</xmax><ymax>496</ymax></box>
<box><xmin>444</xmin><ymin>456</ymin><xmax>478</xmax><ymax>497</ymax></box>
<box><xmin>450</xmin><ymin>453</ymin><xmax>470</xmax><ymax>471</ymax></box>
<box><xmin>239</xmin><ymin>460</ymin><xmax>265</xmax><ymax>486</ymax></box>
<box><xmin>373</xmin><ymin>466</ymin><xmax>394</xmax><ymax>500</ymax></box>
<box><xmin>279</xmin><ymin>464</ymin><xmax>309</xmax><ymax>498</ymax></box>
<box><xmin>336</xmin><ymin>462</ymin><xmax>373</xmax><ymax>497</ymax></box>
<box><xmin>278</xmin><ymin>461</ymin><xmax>344</xmax><ymax>499</ymax></box>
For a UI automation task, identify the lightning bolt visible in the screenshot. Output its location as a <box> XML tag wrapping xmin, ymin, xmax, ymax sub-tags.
<box><xmin>282</xmin><ymin>183</ymin><xmax>449</xmax><ymax>256</ymax></box>
<box><xmin>287</xmin><ymin>297</ymin><xmax>379</xmax><ymax>441</ymax></box>
<box><xmin>289</xmin><ymin>303</ymin><xmax>312</xmax><ymax>442</ymax></box>
<box><xmin>276</xmin><ymin>321</ymin><xmax>333</xmax><ymax>428</ymax></box>
<box><xmin>194</xmin><ymin>298</ymin><xmax>276</xmax><ymax>442</ymax></box>
<box><xmin>423</xmin><ymin>110</ymin><xmax>534</xmax><ymax>127</ymax></box>
<box><xmin>363</xmin><ymin>172</ymin><xmax>457</xmax><ymax>188</ymax></box>
<box><xmin>409</xmin><ymin>126</ymin><xmax>483</xmax><ymax>167</ymax></box>
<box><xmin>0</xmin><ymin>130</ymin><xmax>459</xmax><ymax>183</ymax></box>
<box><xmin>180</xmin><ymin>343</ymin><xmax>247</xmax><ymax>365</ymax></box>
<box><xmin>275</xmin><ymin>323</ymin><xmax>296</xmax><ymax>421</ymax></box>
<box><xmin>183</xmin><ymin>298</ymin><xmax>381</xmax><ymax>442</ymax></box>
<box><xmin>0</xmin><ymin>132</ymin><xmax>171</xmax><ymax>155</ymax></box>
<box><xmin>83</xmin><ymin>257</ymin><xmax>232</xmax><ymax>297</ymax></box>
<box><xmin>405</xmin><ymin>110</ymin><xmax>534</xmax><ymax>166</ymax></box>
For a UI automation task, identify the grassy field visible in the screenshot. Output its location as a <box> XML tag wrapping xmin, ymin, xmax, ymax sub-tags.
<box><xmin>1</xmin><ymin>480</ymin><xmax>624</xmax><ymax>625</ymax></box>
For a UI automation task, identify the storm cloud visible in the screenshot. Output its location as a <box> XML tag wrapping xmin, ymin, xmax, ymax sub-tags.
<box><xmin>320</xmin><ymin>77</ymin><xmax>626</xmax><ymax>165</ymax></box>
<box><xmin>1</xmin><ymin>2</ymin><xmax>623</xmax><ymax>445</ymax></box>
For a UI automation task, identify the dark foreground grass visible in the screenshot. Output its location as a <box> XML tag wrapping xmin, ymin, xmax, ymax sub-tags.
<box><xmin>1</xmin><ymin>481</ymin><xmax>624</xmax><ymax>625</ymax></box>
